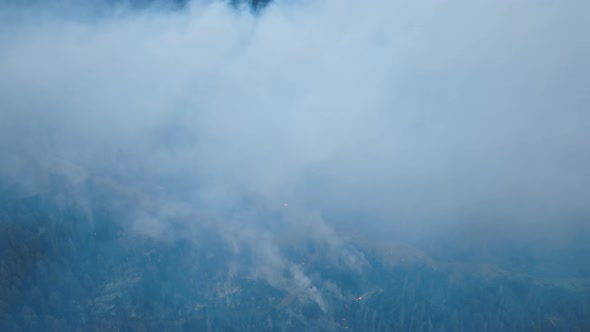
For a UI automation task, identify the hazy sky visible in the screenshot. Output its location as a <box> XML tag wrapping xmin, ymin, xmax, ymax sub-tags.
<box><xmin>1</xmin><ymin>0</ymin><xmax>589</xmax><ymax>309</ymax></box>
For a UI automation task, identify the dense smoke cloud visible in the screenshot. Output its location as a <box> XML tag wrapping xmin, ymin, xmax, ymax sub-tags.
<box><xmin>1</xmin><ymin>0</ymin><xmax>589</xmax><ymax>308</ymax></box>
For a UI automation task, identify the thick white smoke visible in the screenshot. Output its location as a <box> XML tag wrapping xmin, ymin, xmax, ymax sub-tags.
<box><xmin>1</xmin><ymin>0</ymin><xmax>589</xmax><ymax>307</ymax></box>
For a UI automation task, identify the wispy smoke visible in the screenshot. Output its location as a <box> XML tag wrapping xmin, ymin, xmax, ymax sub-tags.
<box><xmin>1</xmin><ymin>0</ymin><xmax>589</xmax><ymax>307</ymax></box>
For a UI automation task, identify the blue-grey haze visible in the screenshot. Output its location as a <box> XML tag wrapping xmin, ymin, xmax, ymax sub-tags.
<box><xmin>0</xmin><ymin>0</ymin><xmax>589</xmax><ymax>330</ymax></box>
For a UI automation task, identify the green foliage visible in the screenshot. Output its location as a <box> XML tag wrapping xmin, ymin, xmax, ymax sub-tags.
<box><xmin>0</xmin><ymin>187</ymin><xmax>589</xmax><ymax>331</ymax></box>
